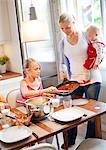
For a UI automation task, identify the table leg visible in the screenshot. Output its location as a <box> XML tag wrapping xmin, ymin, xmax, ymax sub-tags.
<box><xmin>56</xmin><ymin>134</ymin><xmax>60</xmax><ymax>150</ymax></box>
<box><xmin>95</xmin><ymin>116</ymin><xmax>102</xmax><ymax>138</ymax></box>
<box><xmin>63</xmin><ymin>131</ymin><xmax>68</xmax><ymax>150</ymax></box>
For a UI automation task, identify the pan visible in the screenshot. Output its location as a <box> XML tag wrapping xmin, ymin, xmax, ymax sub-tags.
<box><xmin>56</xmin><ymin>79</ymin><xmax>80</xmax><ymax>96</ymax></box>
<box><xmin>45</xmin><ymin>80</ymin><xmax>80</xmax><ymax>96</ymax></box>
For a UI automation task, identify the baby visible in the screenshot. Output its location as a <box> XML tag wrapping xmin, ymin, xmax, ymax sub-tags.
<box><xmin>83</xmin><ymin>25</ymin><xmax>105</xmax><ymax>82</ymax></box>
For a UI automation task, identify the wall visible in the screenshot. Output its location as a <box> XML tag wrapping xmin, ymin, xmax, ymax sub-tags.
<box><xmin>3</xmin><ymin>0</ymin><xmax>23</xmax><ymax>73</ymax></box>
<box><xmin>0</xmin><ymin>0</ymin><xmax>10</xmax><ymax>44</ymax></box>
<box><xmin>0</xmin><ymin>45</ymin><xmax>5</xmax><ymax>56</ymax></box>
<box><xmin>0</xmin><ymin>0</ymin><xmax>23</xmax><ymax>98</ymax></box>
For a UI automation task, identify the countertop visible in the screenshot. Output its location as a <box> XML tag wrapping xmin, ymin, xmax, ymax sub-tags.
<box><xmin>0</xmin><ymin>71</ymin><xmax>22</xmax><ymax>81</ymax></box>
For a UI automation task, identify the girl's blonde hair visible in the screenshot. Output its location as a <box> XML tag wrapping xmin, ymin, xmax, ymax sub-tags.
<box><xmin>23</xmin><ymin>58</ymin><xmax>39</xmax><ymax>77</ymax></box>
<box><xmin>59</xmin><ymin>13</ymin><xmax>75</xmax><ymax>24</ymax></box>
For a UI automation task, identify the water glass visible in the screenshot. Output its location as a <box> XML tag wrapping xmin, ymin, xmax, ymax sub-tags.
<box><xmin>62</xmin><ymin>95</ymin><xmax>72</xmax><ymax>109</ymax></box>
<box><xmin>50</xmin><ymin>97</ymin><xmax>60</xmax><ymax>108</ymax></box>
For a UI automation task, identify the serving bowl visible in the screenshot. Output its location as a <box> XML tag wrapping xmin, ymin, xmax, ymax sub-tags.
<box><xmin>25</xmin><ymin>97</ymin><xmax>51</xmax><ymax>122</ymax></box>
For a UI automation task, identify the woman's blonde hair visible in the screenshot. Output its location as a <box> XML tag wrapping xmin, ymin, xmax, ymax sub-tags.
<box><xmin>59</xmin><ymin>13</ymin><xmax>75</xmax><ymax>24</ymax></box>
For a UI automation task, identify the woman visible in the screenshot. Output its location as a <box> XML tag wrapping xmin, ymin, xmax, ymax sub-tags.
<box><xmin>59</xmin><ymin>13</ymin><xmax>102</xmax><ymax>148</ymax></box>
<box><xmin>20</xmin><ymin>58</ymin><xmax>57</xmax><ymax>103</ymax></box>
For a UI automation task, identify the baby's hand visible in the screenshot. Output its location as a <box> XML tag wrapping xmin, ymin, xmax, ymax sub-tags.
<box><xmin>93</xmin><ymin>64</ymin><xmax>98</xmax><ymax>69</ymax></box>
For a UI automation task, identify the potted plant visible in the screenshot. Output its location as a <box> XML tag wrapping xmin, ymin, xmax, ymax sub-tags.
<box><xmin>0</xmin><ymin>55</ymin><xmax>9</xmax><ymax>73</ymax></box>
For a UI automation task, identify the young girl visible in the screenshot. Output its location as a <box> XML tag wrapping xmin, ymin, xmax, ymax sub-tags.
<box><xmin>20</xmin><ymin>58</ymin><xmax>57</xmax><ymax>104</ymax></box>
<box><xmin>83</xmin><ymin>25</ymin><xmax>105</xmax><ymax>82</ymax></box>
<box><xmin>20</xmin><ymin>58</ymin><xmax>57</xmax><ymax>144</ymax></box>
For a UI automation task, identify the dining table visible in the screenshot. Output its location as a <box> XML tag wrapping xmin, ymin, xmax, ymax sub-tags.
<box><xmin>0</xmin><ymin>99</ymin><xmax>106</xmax><ymax>150</ymax></box>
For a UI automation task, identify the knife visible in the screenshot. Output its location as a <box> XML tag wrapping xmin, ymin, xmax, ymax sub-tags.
<box><xmin>32</xmin><ymin>132</ymin><xmax>39</xmax><ymax>139</ymax></box>
<box><xmin>6</xmin><ymin>114</ymin><xmax>18</xmax><ymax>121</ymax></box>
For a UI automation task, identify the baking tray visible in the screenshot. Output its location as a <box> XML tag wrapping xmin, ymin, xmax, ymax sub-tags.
<box><xmin>46</xmin><ymin>80</ymin><xmax>80</xmax><ymax>96</ymax></box>
<box><xmin>56</xmin><ymin>80</ymin><xmax>80</xmax><ymax>96</ymax></box>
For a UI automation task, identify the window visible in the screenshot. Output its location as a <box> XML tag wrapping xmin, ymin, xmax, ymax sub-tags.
<box><xmin>77</xmin><ymin>0</ymin><xmax>102</xmax><ymax>32</ymax></box>
<box><xmin>63</xmin><ymin>0</ymin><xmax>106</xmax><ymax>69</ymax></box>
<box><xmin>77</xmin><ymin>0</ymin><xmax>106</xmax><ymax>69</ymax></box>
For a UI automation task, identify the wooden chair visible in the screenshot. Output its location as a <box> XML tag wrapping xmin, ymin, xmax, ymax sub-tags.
<box><xmin>76</xmin><ymin>138</ymin><xmax>106</xmax><ymax>150</ymax></box>
<box><xmin>21</xmin><ymin>143</ymin><xmax>57</xmax><ymax>150</ymax></box>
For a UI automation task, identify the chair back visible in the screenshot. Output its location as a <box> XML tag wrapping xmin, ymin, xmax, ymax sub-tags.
<box><xmin>6</xmin><ymin>89</ymin><xmax>22</xmax><ymax>107</ymax></box>
<box><xmin>76</xmin><ymin>138</ymin><xmax>106</xmax><ymax>150</ymax></box>
<box><xmin>21</xmin><ymin>143</ymin><xmax>57</xmax><ymax>150</ymax></box>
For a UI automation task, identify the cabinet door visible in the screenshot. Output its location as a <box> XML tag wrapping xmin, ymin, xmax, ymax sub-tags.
<box><xmin>0</xmin><ymin>0</ymin><xmax>10</xmax><ymax>44</ymax></box>
<box><xmin>0</xmin><ymin>76</ymin><xmax>22</xmax><ymax>98</ymax></box>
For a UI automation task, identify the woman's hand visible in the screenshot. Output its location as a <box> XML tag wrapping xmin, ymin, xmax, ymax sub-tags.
<box><xmin>80</xmin><ymin>80</ymin><xmax>90</xmax><ymax>85</ymax></box>
<box><xmin>60</xmin><ymin>72</ymin><xmax>69</xmax><ymax>81</ymax></box>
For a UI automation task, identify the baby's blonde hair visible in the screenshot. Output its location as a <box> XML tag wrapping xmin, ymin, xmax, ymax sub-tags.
<box><xmin>86</xmin><ymin>25</ymin><xmax>99</xmax><ymax>35</ymax></box>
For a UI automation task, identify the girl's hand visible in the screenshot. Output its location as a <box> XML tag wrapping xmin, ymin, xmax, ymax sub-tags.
<box><xmin>43</xmin><ymin>93</ymin><xmax>55</xmax><ymax>98</ymax></box>
<box><xmin>45</xmin><ymin>86</ymin><xmax>57</xmax><ymax>93</ymax></box>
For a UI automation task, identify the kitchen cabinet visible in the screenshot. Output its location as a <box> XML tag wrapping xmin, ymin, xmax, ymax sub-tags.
<box><xmin>0</xmin><ymin>0</ymin><xmax>10</xmax><ymax>44</ymax></box>
<box><xmin>0</xmin><ymin>74</ymin><xmax>23</xmax><ymax>99</ymax></box>
<box><xmin>0</xmin><ymin>0</ymin><xmax>23</xmax><ymax>99</ymax></box>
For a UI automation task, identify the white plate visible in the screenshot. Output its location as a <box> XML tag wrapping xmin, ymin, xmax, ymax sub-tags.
<box><xmin>51</xmin><ymin>107</ymin><xmax>84</xmax><ymax>122</ymax></box>
<box><xmin>0</xmin><ymin>126</ymin><xmax>32</xmax><ymax>143</ymax></box>
<box><xmin>72</xmin><ymin>99</ymin><xmax>88</xmax><ymax>106</ymax></box>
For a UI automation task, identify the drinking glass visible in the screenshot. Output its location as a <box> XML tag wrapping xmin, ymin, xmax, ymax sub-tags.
<box><xmin>50</xmin><ymin>97</ymin><xmax>60</xmax><ymax>108</ymax></box>
<box><xmin>62</xmin><ymin>95</ymin><xmax>72</xmax><ymax>109</ymax></box>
